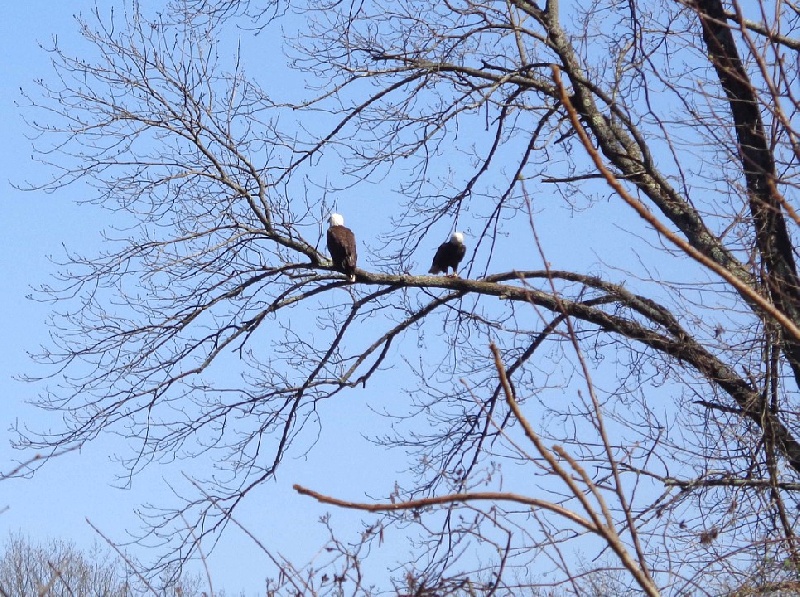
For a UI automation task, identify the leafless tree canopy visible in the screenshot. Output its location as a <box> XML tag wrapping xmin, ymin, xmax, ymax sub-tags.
<box><xmin>0</xmin><ymin>533</ymin><xmax>206</xmax><ymax>596</ymax></box>
<box><xmin>17</xmin><ymin>0</ymin><xmax>800</xmax><ymax>593</ymax></box>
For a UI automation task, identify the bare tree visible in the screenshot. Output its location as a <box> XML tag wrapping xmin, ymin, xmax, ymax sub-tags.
<box><xmin>16</xmin><ymin>0</ymin><xmax>800</xmax><ymax>593</ymax></box>
<box><xmin>0</xmin><ymin>534</ymin><xmax>124</xmax><ymax>597</ymax></box>
<box><xmin>0</xmin><ymin>533</ymin><xmax>207</xmax><ymax>596</ymax></box>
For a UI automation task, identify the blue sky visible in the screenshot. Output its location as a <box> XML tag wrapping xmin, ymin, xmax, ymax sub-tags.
<box><xmin>0</xmin><ymin>4</ymin><xmax>354</xmax><ymax>593</ymax></box>
<box><xmin>0</xmin><ymin>9</ymin><xmax>449</xmax><ymax>592</ymax></box>
<box><xmin>0</xmin><ymin>4</ymin><xmax>646</xmax><ymax>591</ymax></box>
<box><xmin>0</xmin><ymin>1</ymin><xmax>730</xmax><ymax>594</ymax></box>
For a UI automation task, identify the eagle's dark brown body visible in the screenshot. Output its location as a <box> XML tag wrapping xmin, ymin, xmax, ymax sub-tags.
<box><xmin>327</xmin><ymin>214</ymin><xmax>357</xmax><ymax>282</ymax></box>
<box><xmin>429</xmin><ymin>232</ymin><xmax>466</xmax><ymax>276</ymax></box>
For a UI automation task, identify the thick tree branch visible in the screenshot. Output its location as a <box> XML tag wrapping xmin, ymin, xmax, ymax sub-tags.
<box><xmin>693</xmin><ymin>0</ymin><xmax>800</xmax><ymax>390</ymax></box>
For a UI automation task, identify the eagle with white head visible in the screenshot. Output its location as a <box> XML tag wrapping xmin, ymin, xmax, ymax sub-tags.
<box><xmin>327</xmin><ymin>213</ymin><xmax>357</xmax><ymax>282</ymax></box>
<box><xmin>429</xmin><ymin>232</ymin><xmax>466</xmax><ymax>277</ymax></box>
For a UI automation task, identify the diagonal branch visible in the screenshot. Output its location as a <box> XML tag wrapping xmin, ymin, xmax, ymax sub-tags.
<box><xmin>293</xmin><ymin>484</ymin><xmax>598</xmax><ymax>533</ymax></box>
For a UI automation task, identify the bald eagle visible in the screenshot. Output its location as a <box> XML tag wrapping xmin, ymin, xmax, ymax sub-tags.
<box><xmin>429</xmin><ymin>232</ymin><xmax>466</xmax><ymax>277</ymax></box>
<box><xmin>327</xmin><ymin>213</ymin><xmax>357</xmax><ymax>282</ymax></box>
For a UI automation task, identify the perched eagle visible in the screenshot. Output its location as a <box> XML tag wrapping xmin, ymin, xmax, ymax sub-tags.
<box><xmin>327</xmin><ymin>213</ymin><xmax>357</xmax><ymax>282</ymax></box>
<box><xmin>429</xmin><ymin>232</ymin><xmax>466</xmax><ymax>277</ymax></box>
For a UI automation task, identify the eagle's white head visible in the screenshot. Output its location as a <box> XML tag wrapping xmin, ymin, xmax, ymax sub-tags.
<box><xmin>451</xmin><ymin>231</ymin><xmax>465</xmax><ymax>245</ymax></box>
<box><xmin>329</xmin><ymin>213</ymin><xmax>345</xmax><ymax>227</ymax></box>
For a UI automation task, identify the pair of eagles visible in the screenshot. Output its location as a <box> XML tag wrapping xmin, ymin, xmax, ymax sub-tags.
<box><xmin>327</xmin><ymin>213</ymin><xmax>466</xmax><ymax>282</ymax></box>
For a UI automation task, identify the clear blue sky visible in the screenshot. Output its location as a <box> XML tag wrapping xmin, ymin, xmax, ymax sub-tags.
<box><xmin>0</xmin><ymin>4</ymin><xmax>393</xmax><ymax>594</ymax></box>
<box><xmin>0</xmin><ymin>2</ymin><xmax>693</xmax><ymax>594</ymax></box>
